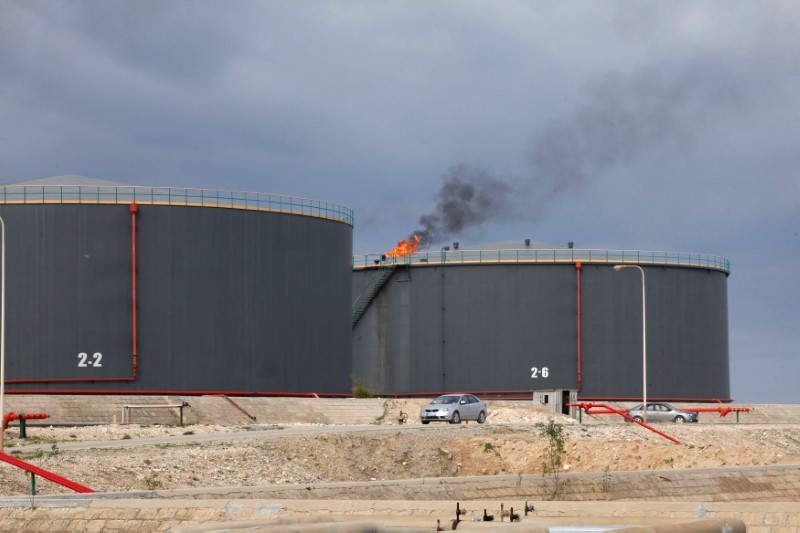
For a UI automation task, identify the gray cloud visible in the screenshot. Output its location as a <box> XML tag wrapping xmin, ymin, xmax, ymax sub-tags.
<box><xmin>16</xmin><ymin>1</ymin><xmax>250</xmax><ymax>83</ymax></box>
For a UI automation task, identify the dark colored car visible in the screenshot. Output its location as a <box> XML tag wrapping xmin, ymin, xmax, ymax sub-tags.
<box><xmin>420</xmin><ymin>394</ymin><xmax>487</xmax><ymax>424</ymax></box>
<box><xmin>626</xmin><ymin>402</ymin><xmax>699</xmax><ymax>423</ymax></box>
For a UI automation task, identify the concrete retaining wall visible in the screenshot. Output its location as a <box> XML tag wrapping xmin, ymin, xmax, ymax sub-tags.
<box><xmin>2</xmin><ymin>396</ymin><xmax>387</xmax><ymax>426</ymax></box>
<box><xmin>157</xmin><ymin>464</ymin><xmax>800</xmax><ymax>503</ymax></box>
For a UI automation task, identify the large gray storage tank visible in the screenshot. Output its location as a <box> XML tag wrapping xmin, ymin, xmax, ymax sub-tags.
<box><xmin>352</xmin><ymin>242</ymin><xmax>730</xmax><ymax>401</ymax></box>
<box><xmin>1</xmin><ymin>177</ymin><xmax>353</xmax><ymax>395</ymax></box>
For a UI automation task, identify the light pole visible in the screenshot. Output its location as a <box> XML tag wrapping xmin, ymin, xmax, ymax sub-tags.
<box><xmin>0</xmin><ymin>216</ymin><xmax>5</xmax><ymax>452</ymax></box>
<box><xmin>613</xmin><ymin>264</ymin><xmax>647</xmax><ymax>423</ymax></box>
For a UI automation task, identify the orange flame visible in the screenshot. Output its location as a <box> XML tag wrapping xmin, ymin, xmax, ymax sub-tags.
<box><xmin>385</xmin><ymin>235</ymin><xmax>420</xmax><ymax>257</ymax></box>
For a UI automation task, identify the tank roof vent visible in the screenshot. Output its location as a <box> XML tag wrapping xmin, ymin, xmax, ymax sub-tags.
<box><xmin>525</xmin><ymin>238</ymin><xmax>531</xmax><ymax>246</ymax></box>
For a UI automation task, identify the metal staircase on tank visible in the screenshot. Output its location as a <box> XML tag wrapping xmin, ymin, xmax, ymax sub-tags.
<box><xmin>352</xmin><ymin>265</ymin><xmax>397</xmax><ymax>328</ymax></box>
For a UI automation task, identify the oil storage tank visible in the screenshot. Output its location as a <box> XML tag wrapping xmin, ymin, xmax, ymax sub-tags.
<box><xmin>0</xmin><ymin>176</ymin><xmax>353</xmax><ymax>395</ymax></box>
<box><xmin>352</xmin><ymin>241</ymin><xmax>731</xmax><ymax>402</ymax></box>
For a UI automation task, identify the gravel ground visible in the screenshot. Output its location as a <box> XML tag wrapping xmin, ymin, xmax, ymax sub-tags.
<box><xmin>1</xmin><ymin>402</ymin><xmax>799</xmax><ymax>496</ymax></box>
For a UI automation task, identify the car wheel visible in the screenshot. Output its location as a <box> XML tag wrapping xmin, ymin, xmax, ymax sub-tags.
<box><xmin>633</xmin><ymin>416</ymin><xmax>643</xmax><ymax>423</ymax></box>
<box><xmin>421</xmin><ymin>420</ymin><xmax>430</xmax><ymax>424</ymax></box>
<box><xmin>477</xmin><ymin>411</ymin><xmax>486</xmax><ymax>424</ymax></box>
<box><xmin>449</xmin><ymin>411</ymin><xmax>460</xmax><ymax>424</ymax></box>
<box><xmin>674</xmin><ymin>415</ymin><xmax>686</xmax><ymax>423</ymax></box>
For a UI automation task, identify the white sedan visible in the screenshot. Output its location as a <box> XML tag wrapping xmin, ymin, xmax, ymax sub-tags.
<box><xmin>420</xmin><ymin>394</ymin><xmax>488</xmax><ymax>424</ymax></box>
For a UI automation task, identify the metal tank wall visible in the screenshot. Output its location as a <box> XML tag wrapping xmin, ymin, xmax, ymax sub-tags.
<box><xmin>352</xmin><ymin>262</ymin><xmax>730</xmax><ymax>401</ymax></box>
<box><xmin>579</xmin><ymin>264</ymin><xmax>729</xmax><ymax>400</ymax></box>
<box><xmin>2</xmin><ymin>203</ymin><xmax>353</xmax><ymax>394</ymax></box>
<box><xmin>2</xmin><ymin>204</ymin><xmax>131</xmax><ymax>383</ymax></box>
<box><xmin>352</xmin><ymin>264</ymin><xmax>578</xmax><ymax>395</ymax></box>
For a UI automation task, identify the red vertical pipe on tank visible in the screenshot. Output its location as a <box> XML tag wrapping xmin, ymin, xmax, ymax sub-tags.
<box><xmin>576</xmin><ymin>262</ymin><xmax>582</xmax><ymax>392</ymax></box>
<box><xmin>130</xmin><ymin>202</ymin><xmax>138</xmax><ymax>378</ymax></box>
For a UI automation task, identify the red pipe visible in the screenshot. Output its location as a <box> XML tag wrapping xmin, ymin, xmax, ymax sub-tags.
<box><xmin>572</xmin><ymin>402</ymin><xmax>751</xmax><ymax>425</ymax></box>
<box><xmin>0</xmin><ymin>452</ymin><xmax>94</xmax><ymax>493</ymax></box>
<box><xmin>3</xmin><ymin>412</ymin><xmax>48</xmax><ymax>430</ymax></box>
<box><xmin>570</xmin><ymin>402</ymin><xmax>680</xmax><ymax>444</ymax></box>
<box><xmin>576</xmin><ymin>262</ymin><xmax>582</xmax><ymax>391</ymax></box>
<box><xmin>130</xmin><ymin>202</ymin><xmax>138</xmax><ymax>378</ymax></box>
<box><xmin>682</xmin><ymin>407</ymin><xmax>752</xmax><ymax>417</ymax></box>
<box><xmin>570</xmin><ymin>402</ymin><xmax>627</xmax><ymax>415</ymax></box>
<box><xmin>216</xmin><ymin>394</ymin><xmax>257</xmax><ymax>421</ymax></box>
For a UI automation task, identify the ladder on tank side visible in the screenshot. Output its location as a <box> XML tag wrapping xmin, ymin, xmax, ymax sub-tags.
<box><xmin>352</xmin><ymin>265</ymin><xmax>397</xmax><ymax>328</ymax></box>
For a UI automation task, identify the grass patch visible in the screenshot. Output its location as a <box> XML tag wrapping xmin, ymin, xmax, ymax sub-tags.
<box><xmin>145</xmin><ymin>473</ymin><xmax>163</xmax><ymax>490</ymax></box>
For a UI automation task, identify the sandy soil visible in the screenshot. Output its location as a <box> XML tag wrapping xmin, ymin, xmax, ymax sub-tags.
<box><xmin>1</xmin><ymin>401</ymin><xmax>799</xmax><ymax>496</ymax></box>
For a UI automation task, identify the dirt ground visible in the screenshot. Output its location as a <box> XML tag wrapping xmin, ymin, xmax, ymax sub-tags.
<box><xmin>1</xmin><ymin>400</ymin><xmax>799</xmax><ymax>496</ymax></box>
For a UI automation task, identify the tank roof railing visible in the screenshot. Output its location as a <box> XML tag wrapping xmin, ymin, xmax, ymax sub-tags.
<box><xmin>0</xmin><ymin>184</ymin><xmax>354</xmax><ymax>227</ymax></box>
<box><xmin>353</xmin><ymin>248</ymin><xmax>730</xmax><ymax>274</ymax></box>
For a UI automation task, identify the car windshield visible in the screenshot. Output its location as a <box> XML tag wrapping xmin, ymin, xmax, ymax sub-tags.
<box><xmin>433</xmin><ymin>395</ymin><xmax>460</xmax><ymax>405</ymax></box>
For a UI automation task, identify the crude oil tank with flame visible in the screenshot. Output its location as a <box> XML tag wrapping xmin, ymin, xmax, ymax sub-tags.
<box><xmin>352</xmin><ymin>240</ymin><xmax>731</xmax><ymax>401</ymax></box>
<box><xmin>0</xmin><ymin>176</ymin><xmax>354</xmax><ymax>395</ymax></box>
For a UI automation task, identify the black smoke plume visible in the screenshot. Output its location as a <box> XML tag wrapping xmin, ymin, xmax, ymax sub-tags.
<box><xmin>408</xmin><ymin>66</ymin><xmax>704</xmax><ymax>249</ymax></box>
<box><xmin>407</xmin><ymin>50</ymin><xmax>778</xmax><ymax>248</ymax></box>
<box><xmin>410</xmin><ymin>164</ymin><xmax>511</xmax><ymax>249</ymax></box>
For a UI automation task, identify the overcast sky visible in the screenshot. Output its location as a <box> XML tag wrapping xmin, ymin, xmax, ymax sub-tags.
<box><xmin>1</xmin><ymin>1</ymin><xmax>798</xmax><ymax>403</ymax></box>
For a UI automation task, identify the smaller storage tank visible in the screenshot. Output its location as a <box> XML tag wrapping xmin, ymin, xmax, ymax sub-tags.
<box><xmin>352</xmin><ymin>240</ymin><xmax>730</xmax><ymax>402</ymax></box>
